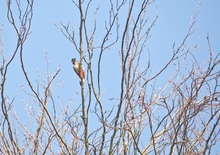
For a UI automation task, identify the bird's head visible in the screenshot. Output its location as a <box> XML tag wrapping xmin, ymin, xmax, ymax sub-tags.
<box><xmin>71</xmin><ymin>58</ymin><xmax>76</xmax><ymax>65</ymax></box>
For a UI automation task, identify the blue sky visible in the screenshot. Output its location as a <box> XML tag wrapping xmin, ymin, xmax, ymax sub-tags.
<box><xmin>1</xmin><ymin>0</ymin><xmax>219</xmax><ymax>94</ymax></box>
<box><xmin>0</xmin><ymin>0</ymin><xmax>220</xmax><ymax>153</ymax></box>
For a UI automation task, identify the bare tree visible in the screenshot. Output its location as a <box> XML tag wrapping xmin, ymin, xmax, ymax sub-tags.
<box><xmin>1</xmin><ymin>0</ymin><xmax>219</xmax><ymax>155</ymax></box>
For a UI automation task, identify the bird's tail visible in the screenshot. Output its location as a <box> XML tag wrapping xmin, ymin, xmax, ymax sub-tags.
<box><xmin>79</xmin><ymin>78</ymin><xmax>85</xmax><ymax>86</ymax></box>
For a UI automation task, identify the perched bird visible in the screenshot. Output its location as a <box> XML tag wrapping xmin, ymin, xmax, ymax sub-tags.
<box><xmin>71</xmin><ymin>58</ymin><xmax>85</xmax><ymax>86</ymax></box>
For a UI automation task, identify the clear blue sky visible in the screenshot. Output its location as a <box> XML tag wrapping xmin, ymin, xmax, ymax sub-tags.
<box><xmin>1</xmin><ymin>0</ymin><xmax>219</xmax><ymax>97</ymax></box>
<box><xmin>0</xmin><ymin>0</ymin><xmax>220</xmax><ymax>153</ymax></box>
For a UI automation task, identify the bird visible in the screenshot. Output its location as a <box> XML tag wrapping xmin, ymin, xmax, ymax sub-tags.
<box><xmin>71</xmin><ymin>58</ymin><xmax>85</xmax><ymax>86</ymax></box>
